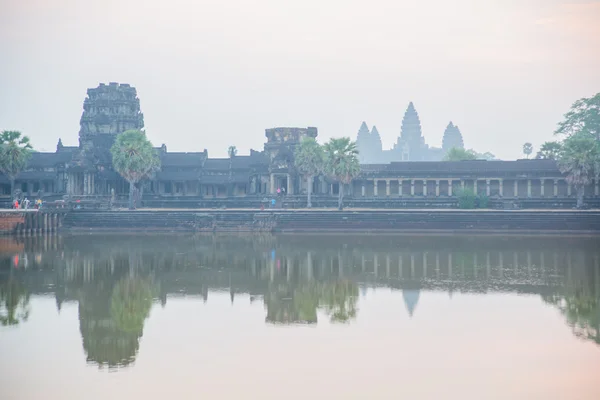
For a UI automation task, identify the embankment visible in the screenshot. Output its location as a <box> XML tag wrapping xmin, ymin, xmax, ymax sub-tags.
<box><xmin>56</xmin><ymin>209</ymin><xmax>600</xmax><ymax>233</ymax></box>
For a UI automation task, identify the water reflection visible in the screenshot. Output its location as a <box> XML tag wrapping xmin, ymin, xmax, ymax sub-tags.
<box><xmin>1</xmin><ymin>233</ymin><xmax>599</xmax><ymax>370</ymax></box>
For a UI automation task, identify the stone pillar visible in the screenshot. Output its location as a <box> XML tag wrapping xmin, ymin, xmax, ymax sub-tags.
<box><xmin>460</xmin><ymin>180</ymin><xmax>465</xmax><ymax>192</ymax></box>
<box><xmin>486</xmin><ymin>179</ymin><xmax>491</xmax><ymax>197</ymax></box>
<box><xmin>514</xmin><ymin>180</ymin><xmax>518</xmax><ymax>198</ymax></box>
<box><xmin>361</xmin><ymin>183</ymin><xmax>365</xmax><ymax>197</ymax></box>
<box><xmin>435</xmin><ymin>180</ymin><xmax>440</xmax><ymax>197</ymax></box>
<box><xmin>448</xmin><ymin>180</ymin><xmax>453</xmax><ymax>196</ymax></box>
<box><xmin>287</xmin><ymin>173</ymin><xmax>293</xmax><ymax>195</ymax></box>
<box><xmin>595</xmin><ymin>179</ymin><xmax>599</xmax><ymax>197</ymax></box>
<box><xmin>499</xmin><ymin>179</ymin><xmax>503</xmax><ymax>197</ymax></box>
<box><xmin>422</xmin><ymin>180</ymin><xmax>427</xmax><ymax>197</ymax></box>
<box><xmin>540</xmin><ymin>179</ymin><xmax>545</xmax><ymax>197</ymax></box>
<box><xmin>374</xmin><ymin>180</ymin><xmax>378</xmax><ymax>196</ymax></box>
<box><xmin>567</xmin><ymin>183</ymin><xmax>572</xmax><ymax>197</ymax></box>
<box><xmin>269</xmin><ymin>174</ymin><xmax>275</xmax><ymax>194</ymax></box>
<box><xmin>554</xmin><ymin>179</ymin><xmax>558</xmax><ymax>197</ymax></box>
<box><xmin>411</xmin><ymin>180</ymin><xmax>415</xmax><ymax>196</ymax></box>
<box><xmin>386</xmin><ymin>180</ymin><xmax>390</xmax><ymax>197</ymax></box>
<box><xmin>473</xmin><ymin>180</ymin><xmax>478</xmax><ymax>196</ymax></box>
<box><xmin>527</xmin><ymin>179</ymin><xmax>532</xmax><ymax>198</ymax></box>
<box><xmin>398</xmin><ymin>180</ymin><xmax>403</xmax><ymax>197</ymax></box>
<box><xmin>83</xmin><ymin>174</ymin><xmax>88</xmax><ymax>195</ymax></box>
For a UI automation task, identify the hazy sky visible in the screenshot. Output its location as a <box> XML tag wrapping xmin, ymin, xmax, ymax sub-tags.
<box><xmin>1</xmin><ymin>0</ymin><xmax>599</xmax><ymax>159</ymax></box>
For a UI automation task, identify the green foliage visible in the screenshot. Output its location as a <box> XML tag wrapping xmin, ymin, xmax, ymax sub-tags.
<box><xmin>0</xmin><ymin>130</ymin><xmax>33</xmax><ymax>196</ymax></box>
<box><xmin>443</xmin><ymin>147</ymin><xmax>477</xmax><ymax>161</ymax></box>
<box><xmin>0</xmin><ymin>278</ymin><xmax>30</xmax><ymax>326</ymax></box>
<box><xmin>111</xmin><ymin>130</ymin><xmax>160</xmax><ymax>209</ymax></box>
<box><xmin>323</xmin><ymin>137</ymin><xmax>360</xmax><ymax>210</ymax></box>
<box><xmin>228</xmin><ymin>146</ymin><xmax>237</xmax><ymax>158</ymax></box>
<box><xmin>110</xmin><ymin>277</ymin><xmax>155</xmax><ymax>334</ymax></box>
<box><xmin>557</xmin><ymin>132</ymin><xmax>600</xmax><ymax>208</ymax></box>
<box><xmin>478</xmin><ymin>193</ymin><xmax>489</xmax><ymax>208</ymax></box>
<box><xmin>555</xmin><ymin>92</ymin><xmax>600</xmax><ymax>141</ymax></box>
<box><xmin>294</xmin><ymin>137</ymin><xmax>324</xmax><ymax>208</ymax></box>
<box><xmin>318</xmin><ymin>280</ymin><xmax>358</xmax><ymax>323</ymax></box>
<box><xmin>457</xmin><ymin>188</ymin><xmax>477</xmax><ymax>209</ymax></box>
<box><xmin>536</xmin><ymin>141</ymin><xmax>563</xmax><ymax>160</ymax></box>
<box><xmin>522</xmin><ymin>142</ymin><xmax>533</xmax><ymax>158</ymax></box>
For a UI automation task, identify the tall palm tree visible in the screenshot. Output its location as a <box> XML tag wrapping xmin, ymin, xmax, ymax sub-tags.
<box><xmin>228</xmin><ymin>146</ymin><xmax>237</xmax><ymax>158</ymax></box>
<box><xmin>294</xmin><ymin>137</ymin><xmax>324</xmax><ymax>208</ymax></box>
<box><xmin>323</xmin><ymin>137</ymin><xmax>360</xmax><ymax>210</ymax></box>
<box><xmin>557</xmin><ymin>132</ymin><xmax>600</xmax><ymax>208</ymax></box>
<box><xmin>0</xmin><ymin>130</ymin><xmax>33</xmax><ymax>198</ymax></box>
<box><xmin>522</xmin><ymin>142</ymin><xmax>533</xmax><ymax>159</ymax></box>
<box><xmin>111</xmin><ymin>130</ymin><xmax>160</xmax><ymax>209</ymax></box>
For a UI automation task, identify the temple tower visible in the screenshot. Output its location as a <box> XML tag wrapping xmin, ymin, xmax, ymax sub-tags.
<box><xmin>399</xmin><ymin>102</ymin><xmax>426</xmax><ymax>160</ymax></box>
<box><xmin>356</xmin><ymin>121</ymin><xmax>371</xmax><ymax>164</ymax></box>
<box><xmin>78</xmin><ymin>82</ymin><xmax>144</xmax><ymax>152</ymax></box>
<box><xmin>442</xmin><ymin>122</ymin><xmax>464</xmax><ymax>152</ymax></box>
<box><xmin>370</xmin><ymin>125</ymin><xmax>383</xmax><ymax>157</ymax></box>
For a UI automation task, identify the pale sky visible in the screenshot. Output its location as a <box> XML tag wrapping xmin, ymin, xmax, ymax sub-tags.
<box><xmin>1</xmin><ymin>0</ymin><xmax>599</xmax><ymax>159</ymax></box>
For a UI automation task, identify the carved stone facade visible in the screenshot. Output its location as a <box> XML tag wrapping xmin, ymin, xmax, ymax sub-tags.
<box><xmin>1</xmin><ymin>83</ymin><xmax>599</xmax><ymax>208</ymax></box>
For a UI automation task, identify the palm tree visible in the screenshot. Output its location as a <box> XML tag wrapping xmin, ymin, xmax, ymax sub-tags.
<box><xmin>523</xmin><ymin>142</ymin><xmax>533</xmax><ymax>159</ymax></box>
<box><xmin>443</xmin><ymin>147</ymin><xmax>477</xmax><ymax>161</ymax></box>
<box><xmin>111</xmin><ymin>130</ymin><xmax>160</xmax><ymax>209</ymax></box>
<box><xmin>0</xmin><ymin>130</ymin><xmax>33</xmax><ymax>198</ymax></box>
<box><xmin>557</xmin><ymin>132</ymin><xmax>600</xmax><ymax>208</ymax></box>
<box><xmin>294</xmin><ymin>137</ymin><xmax>324</xmax><ymax>208</ymax></box>
<box><xmin>323</xmin><ymin>137</ymin><xmax>360</xmax><ymax>210</ymax></box>
<box><xmin>228</xmin><ymin>146</ymin><xmax>237</xmax><ymax>158</ymax></box>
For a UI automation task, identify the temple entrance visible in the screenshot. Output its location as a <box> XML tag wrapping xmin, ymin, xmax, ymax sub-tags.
<box><xmin>275</xmin><ymin>176</ymin><xmax>288</xmax><ymax>193</ymax></box>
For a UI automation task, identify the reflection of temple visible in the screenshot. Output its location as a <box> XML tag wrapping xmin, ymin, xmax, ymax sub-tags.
<box><xmin>2</xmin><ymin>82</ymin><xmax>599</xmax><ymax>207</ymax></box>
<box><xmin>2</xmin><ymin>234</ymin><xmax>599</xmax><ymax>353</ymax></box>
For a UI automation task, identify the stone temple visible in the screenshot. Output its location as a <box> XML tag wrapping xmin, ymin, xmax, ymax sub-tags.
<box><xmin>356</xmin><ymin>102</ymin><xmax>464</xmax><ymax>163</ymax></box>
<box><xmin>1</xmin><ymin>83</ymin><xmax>599</xmax><ymax>208</ymax></box>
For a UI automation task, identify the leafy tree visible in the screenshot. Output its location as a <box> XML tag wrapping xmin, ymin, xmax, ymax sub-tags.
<box><xmin>456</xmin><ymin>188</ymin><xmax>477</xmax><ymax>209</ymax></box>
<box><xmin>0</xmin><ymin>130</ymin><xmax>33</xmax><ymax>198</ymax></box>
<box><xmin>0</xmin><ymin>277</ymin><xmax>30</xmax><ymax>326</ymax></box>
<box><xmin>443</xmin><ymin>147</ymin><xmax>477</xmax><ymax>161</ymax></box>
<box><xmin>555</xmin><ymin>93</ymin><xmax>600</xmax><ymax>141</ymax></box>
<box><xmin>319</xmin><ymin>280</ymin><xmax>358</xmax><ymax>323</ymax></box>
<box><xmin>557</xmin><ymin>132</ymin><xmax>600</xmax><ymax>208</ymax></box>
<box><xmin>477</xmin><ymin>151</ymin><xmax>496</xmax><ymax>161</ymax></box>
<box><xmin>323</xmin><ymin>137</ymin><xmax>360</xmax><ymax>210</ymax></box>
<box><xmin>228</xmin><ymin>146</ymin><xmax>237</xmax><ymax>158</ymax></box>
<box><xmin>110</xmin><ymin>277</ymin><xmax>155</xmax><ymax>334</ymax></box>
<box><xmin>522</xmin><ymin>142</ymin><xmax>533</xmax><ymax>159</ymax></box>
<box><xmin>294</xmin><ymin>137</ymin><xmax>324</xmax><ymax>208</ymax></box>
<box><xmin>111</xmin><ymin>130</ymin><xmax>160</xmax><ymax>209</ymax></box>
<box><xmin>536</xmin><ymin>141</ymin><xmax>562</xmax><ymax>160</ymax></box>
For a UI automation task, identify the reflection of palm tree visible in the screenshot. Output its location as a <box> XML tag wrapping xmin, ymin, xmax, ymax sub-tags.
<box><xmin>79</xmin><ymin>276</ymin><xmax>155</xmax><ymax>368</ymax></box>
<box><xmin>0</xmin><ymin>277</ymin><xmax>30</xmax><ymax>326</ymax></box>
<box><xmin>319</xmin><ymin>280</ymin><xmax>358</xmax><ymax>323</ymax></box>
<box><xmin>265</xmin><ymin>282</ymin><xmax>319</xmax><ymax>324</ymax></box>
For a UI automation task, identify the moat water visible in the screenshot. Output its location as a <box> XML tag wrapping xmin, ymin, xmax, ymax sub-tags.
<box><xmin>1</xmin><ymin>234</ymin><xmax>600</xmax><ymax>399</ymax></box>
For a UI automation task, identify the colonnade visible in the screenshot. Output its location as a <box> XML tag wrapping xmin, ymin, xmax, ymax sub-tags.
<box><xmin>360</xmin><ymin>177</ymin><xmax>600</xmax><ymax>198</ymax></box>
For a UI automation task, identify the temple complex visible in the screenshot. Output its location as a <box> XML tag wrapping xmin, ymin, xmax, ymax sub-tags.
<box><xmin>1</xmin><ymin>82</ymin><xmax>599</xmax><ymax>208</ymax></box>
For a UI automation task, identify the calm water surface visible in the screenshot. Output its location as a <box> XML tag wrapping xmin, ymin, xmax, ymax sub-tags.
<box><xmin>1</xmin><ymin>233</ymin><xmax>600</xmax><ymax>400</ymax></box>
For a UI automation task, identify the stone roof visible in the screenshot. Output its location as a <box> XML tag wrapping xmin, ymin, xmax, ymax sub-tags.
<box><xmin>29</xmin><ymin>152</ymin><xmax>73</xmax><ymax>168</ymax></box>
<box><xmin>155</xmin><ymin>170</ymin><xmax>199</xmax><ymax>181</ymax></box>
<box><xmin>203</xmin><ymin>158</ymin><xmax>230</xmax><ymax>170</ymax></box>
<box><xmin>159</xmin><ymin>152</ymin><xmax>206</xmax><ymax>167</ymax></box>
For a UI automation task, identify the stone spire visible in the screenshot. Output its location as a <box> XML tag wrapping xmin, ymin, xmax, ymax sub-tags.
<box><xmin>400</xmin><ymin>102</ymin><xmax>423</xmax><ymax>142</ymax></box>
<box><xmin>399</xmin><ymin>102</ymin><xmax>426</xmax><ymax>160</ymax></box>
<box><xmin>356</xmin><ymin>121</ymin><xmax>371</xmax><ymax>164</ymax></box>
<box><xmin>370</xmin><ymin>125</ymin><xmax>382</xmax><ymax>153</ymax></box>
<box><xmin>442</xmin><ymin>121</ymin><xmax>464</xmax><ymax>152</ymax></box>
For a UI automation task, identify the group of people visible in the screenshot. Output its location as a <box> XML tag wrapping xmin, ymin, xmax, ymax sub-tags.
<box><xmin>12</xmin><ymin>197</ymin><xmax>43</xmax><ymax>210</ymax></box>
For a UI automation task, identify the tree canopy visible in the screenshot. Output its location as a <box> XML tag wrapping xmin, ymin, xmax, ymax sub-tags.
<box><xmin>555</xmin><ymin>92</ymin><xmax>600</xmax><ymax>141</ymax></box>
<box><xmin>536</xmin><ymin>141</ymin><xmax>562</xmax><ymax>160</ymax></box>
<box><xmin>522</xmin><ymin>142</ymin><xmax>533</xmax><ymax>158</ymax></box>
<box><xmin>323</xmin><ymin>137</ymin><xmax>360</xmax><ymax>210</ymax></box>
<box><xmin>0</xmin><ymin>130</ymin><xmax>33</xmax><ymax>197</ymax></box>
<box><xmin>228</xmin><ymin>146</ymin><xmax>237</xmax><ymax>158</ymax></box>
<box><xmin>557</xmin><ymin>132</ymin><xmax>600</xmax><ymax>208</ymax></box>
<box><xmin>111</xmin><ymin>130</ymin><xmax>160</xmax><ymax>209</ymax></box>
<box><xmin>443</xmin><ymin>147</ymin><xmax>477</xmax><ymax>161</ymax></box>
<box><xmin>294</xmin><ymin>137</ymin><xmax>324</xmax><ymax>208</ymax></box>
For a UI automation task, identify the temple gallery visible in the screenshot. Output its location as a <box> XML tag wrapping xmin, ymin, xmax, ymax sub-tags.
<box><xmin>1</xmin><ymin>82</ymin><xmax>599</xmax><ymax>207</ymax></box>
